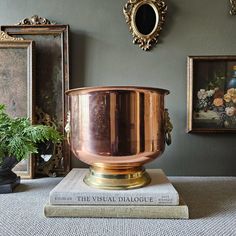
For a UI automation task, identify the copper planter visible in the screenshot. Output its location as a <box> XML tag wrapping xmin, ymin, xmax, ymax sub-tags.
<box><xmin>66</xmin><ymin>86</ymin><xmax>172</xmax><ymax>190</ymax></box>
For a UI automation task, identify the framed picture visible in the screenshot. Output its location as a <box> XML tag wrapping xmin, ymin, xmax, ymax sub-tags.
<box><xmin>1</xmin><ymin>16</ymin><xmax>70</xmax><ymax>176</ymax></box>
<box><xmin>0</xmin><ymin>31</ymin><xmax>35</xmax><ymax>178</ymax></box>
<box><xmin>187</xmin><ymin>56</ymin><xmax>236</xmax><ymax>133</ymax></box>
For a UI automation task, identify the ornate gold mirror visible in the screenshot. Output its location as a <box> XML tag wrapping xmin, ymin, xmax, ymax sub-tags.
<box><xmin>230</xmin><ymin>0</ymin><xmax>236</xmax><ymax>15</ymax></box>
<box><xmin>123</xmin><ymin>0</ymin><xmax>167</xmax><ymax>51</ymax></box>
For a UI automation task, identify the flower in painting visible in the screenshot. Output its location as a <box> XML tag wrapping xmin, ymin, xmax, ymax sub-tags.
<box><xmin>195</xmin><ymin>83</ymin><xmax>236</xmax><ymax>128</ymax></box>
<box><xmin>197</xmin><ymin>99</ymin><xmax>208</xmax><ymax>110</ymax></box>
<box><xmin>197</xmin><ymin>89</ymin><xmax>207</xmax><ymax>100</ymax></box>
<box><xmin>224</xmin><ymin>88</ymin><xmax>236</xmax><ymax>103</ymax></box>
<box><xmin>224</xmin><ymin>93</ymin><xmax>232</xmax><ymax>103</ymax></box>
<box><xmin>224</xmin><ymin>120</ymin><xmax>230</xmax><ymax>127</ymax></box>
<box><xmin>213</xmin><ymin>98</ymin><xmax>224</xmax><ymax>107</ymax></box>
<box><xmin>225</xmin><ymin>107</ymin><xmax>236</xmax><ymax>117</ymax></box>
<box><xmin>232</xmin><ymin>95</ymin><xmax>236</xmax><ymax>104</ymax></box>
<box><xmin>206</xmin><ymin>89</ymin><xmax>215</xmax><ymax>97</ymax></box>
<box><xmin>227</xmin><ymin>88</ymin><xmax>236</xmax><ymax>97</ymax></box>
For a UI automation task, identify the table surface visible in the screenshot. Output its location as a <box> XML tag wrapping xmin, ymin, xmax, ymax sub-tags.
<box><xmin>0</xmin><ymin>175</ymin><xmax>236</xmax><ymax>236</ymax></box>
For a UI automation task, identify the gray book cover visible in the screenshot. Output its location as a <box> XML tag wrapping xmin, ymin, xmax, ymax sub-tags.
<box><xmin>49</xmin><ymin>168</ymin><xmax>179</xmax><ymax>205</ymax></box>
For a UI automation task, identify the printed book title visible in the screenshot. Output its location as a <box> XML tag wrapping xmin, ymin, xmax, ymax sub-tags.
<box><xmin>53</xmin><ymin>195</ymin><xmax>173</xmax><ymax>203</ymax></box>
<box><xmin>54</xmin><ymin>196</ymin><xmax>155</xmax><ymax>203</ymax></box>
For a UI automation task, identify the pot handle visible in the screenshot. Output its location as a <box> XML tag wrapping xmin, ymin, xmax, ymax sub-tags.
<box><xmin>65</xmin><ymin>110</ymin><xmax>71</xmax><ymax>146</ymax></box>
<box><xmin>164</xmin><ymin>109</ymin><xmax>173</xmax><ymax>145</ymax></box>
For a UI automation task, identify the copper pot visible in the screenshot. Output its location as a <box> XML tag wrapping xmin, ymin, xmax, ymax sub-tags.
<box><xmin>66</xmin><ymin>86</ymin><xmax>172</xmax><ymax>189</ymax></box>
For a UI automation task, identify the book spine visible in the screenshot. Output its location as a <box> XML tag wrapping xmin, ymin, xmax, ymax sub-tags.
<box><xmin>44</xmin><ymin>204</ymin><xmax>189</xmax><ymax>219</ymax></box>
<box><xmin>49</xmin><ymin>192</ymin><xmax>179</xmax><ymax>206</ymax></box>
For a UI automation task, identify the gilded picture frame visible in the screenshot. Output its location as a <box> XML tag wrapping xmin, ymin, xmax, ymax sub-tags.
<box><xmin>230</xmin><ymin>0</ymin><xmax>236</xmax><ymax>15</ymax></box>
<box><xmin>187</xmin><ymin>56</ymin><xmax>236</xmax><ymax>133</ymax></box>
<box><xmin>0</xmin><ymin>31</ymin><xmax>35</xmax><ymax>178</ymax></box>
<box><xmin>1</xmin><ymin>17</ymin><xmax>70</xmax><ymax>177</ymax></box>
<box><xmin>123</xmin><ymin>0</ymin><xmax>167</xmax><ymax>51</ymax></box>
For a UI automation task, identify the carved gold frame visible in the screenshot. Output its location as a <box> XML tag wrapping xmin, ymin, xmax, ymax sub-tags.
<box><xmin>123</xmin><ymin>0</ymin><xmax>167</xmax><ymax>51</ymax></box>
<box><xmin>187</xmin><ymin>56</ymin><xmax>236</xmax><ymax>133</ymax></box>
<box><xmin>0</xmin><ymin>31</ymin><xmax>35</xmax><ymax>178</ymax></box>
<box><xmin>1</xmin><ymin>16</ymin><xmax>70</xmax><ymax>177</ymax></box>
<box><xmin>17</xmin><ymin>15</ymin><xmax>56</xmax><ymax>25</ymax></box>
<box><xmin>230</xmin><ymin>0</ymin><xmax>236</xmax><ymax>15</ymax></box>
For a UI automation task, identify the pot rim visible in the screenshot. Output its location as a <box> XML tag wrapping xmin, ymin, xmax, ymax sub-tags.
<box><xmin>65</xmin><ymin>86</ymin><xmax>169</xmax><ymax>96</ymax></box>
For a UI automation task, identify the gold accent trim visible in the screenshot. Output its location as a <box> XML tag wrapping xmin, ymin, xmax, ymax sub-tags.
<box><xmin>123</xmin><ymin>0</ymin><xmax>167</xmax><ymax>51</ymax></box>
<box><xmin>65</xmin><ymin>111</ymin><xmax>71</xmax><ymax>145</ymax></box>
<box><xmin>164</xmin><ymin>109</ymin><xmax>173</xmax><ymax>145</ymax></box>
<box><xmin>230</xmin><ymin>0</ymin><xmax>236</xmax><ymax>15</ymax></box>
<box><xmin>84</xmin><ymin>166</ymin><xmax>151</xmax><ymax>190</ymax></box>
<box><xmin>17</xmin><ymin>15</ymin><xmax>56</xmax><ymax>25</ymax></box>
<box><xmin>35</xmin><ymin>107</ymin><xmax>63</xmax><ymax>177</ymax></box>
<box><xmin>186</xmin><ymin>55</ymin><xmax>236</xmax><ymax>133</ymax></box>
<box><xmin>186</xmin><ymin>56</ymin><xmax>193</xmax><ymax>133</ymax></box>
<box><xmin>0</xmin><ymin>31</ymin><xmax>23</xmax><ymax>41</ymax></box>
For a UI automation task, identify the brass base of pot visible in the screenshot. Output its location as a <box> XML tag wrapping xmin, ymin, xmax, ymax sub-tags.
<box><xmin>83</xmin><ymin>165</ymin><xmax>151</xmax><ymax>190</ymax></box>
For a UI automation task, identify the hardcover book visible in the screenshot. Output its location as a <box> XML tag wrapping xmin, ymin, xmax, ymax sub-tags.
<box><xmin>44</xmin><ymin>198</ymin><xmax>189</xmax><ymax>219</ymax></box>
<box><xmin>49</xmin><ymin>168</ymin><xmax>179</xmax><ymax>206</ymax></box>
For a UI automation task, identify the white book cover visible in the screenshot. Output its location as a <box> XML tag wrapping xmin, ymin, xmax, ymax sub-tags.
<box><xmin>49</xmin><ymin>168</ymin><xmax>179</xmax><ymax>206</ymax></box>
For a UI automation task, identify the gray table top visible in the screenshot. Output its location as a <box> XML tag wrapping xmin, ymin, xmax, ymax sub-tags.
<box><xmin>0</xmin><ymin>175</ymin><xmax>236</xmax><ymax>236</ymax></box>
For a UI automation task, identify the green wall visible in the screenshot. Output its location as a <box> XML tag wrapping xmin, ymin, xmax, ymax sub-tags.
<box><xmin>0</xmin><ymin>0</ymin><xmax>235</xmax><ymax>175</ymax></box>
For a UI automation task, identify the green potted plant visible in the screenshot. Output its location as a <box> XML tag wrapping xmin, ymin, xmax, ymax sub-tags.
<box><xmin>0</xmin><ymin>104</ymin><xmax>62</xmax><ymax>193</ymax></box>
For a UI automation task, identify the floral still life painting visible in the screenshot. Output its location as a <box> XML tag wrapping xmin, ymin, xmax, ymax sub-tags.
<box><xmin>187</xmin><ymin>56</ymin><xmax>236</xmax><ymax>132</ymax></box>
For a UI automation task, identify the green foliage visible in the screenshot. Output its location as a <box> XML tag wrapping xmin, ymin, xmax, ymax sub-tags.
<box><xmin>0</xmin><ymin>104</ymin><xmax>62</xmax><ymax>163</ymax></box>
<box><xmin>207</xmin><ymin>74</ymin><xmax>226</xmax><ymax>90</ymax></box>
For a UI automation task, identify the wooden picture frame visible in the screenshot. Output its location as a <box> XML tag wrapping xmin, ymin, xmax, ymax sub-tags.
<box><xmin>0</xmin><ymin>31</ymin><xmax>35</xmax><ymax>178</ymax></box>
<box><xmin>187</xmin><ymin>56</ymin><xmax>236</xmax><ymax>133</ymax></box>
<box><xmin>1</xmin><ymin>17</ymin><xmax>70</xmax><ymax>177</ymax></box>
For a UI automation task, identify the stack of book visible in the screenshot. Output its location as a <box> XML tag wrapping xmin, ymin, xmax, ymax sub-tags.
<box><xmin>44</xmin><ymin>168</ymin><xmax>189</xmax><ymax>219</ymax></box>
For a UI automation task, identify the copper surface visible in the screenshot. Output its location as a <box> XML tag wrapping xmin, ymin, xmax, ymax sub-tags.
<box><xmin>66</xmin><ymin>86</ymin><xmax>171</xmax><ymax>189</ymax></box>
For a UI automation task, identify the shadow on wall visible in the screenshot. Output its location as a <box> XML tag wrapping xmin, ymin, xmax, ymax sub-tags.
<box><xmin>158</xmin><ymin>0</ymin><xmax>178</xmax><ymax>44</ymax></box>
<box><xmin>68</xmin><ymin>31</ymin><xmax>89</xmax><ymax>168</ymax></box>
<box><xmin>69</xmin><ymin>31</ymin><xmax>88</xmax><ymax>89</ymax></box>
